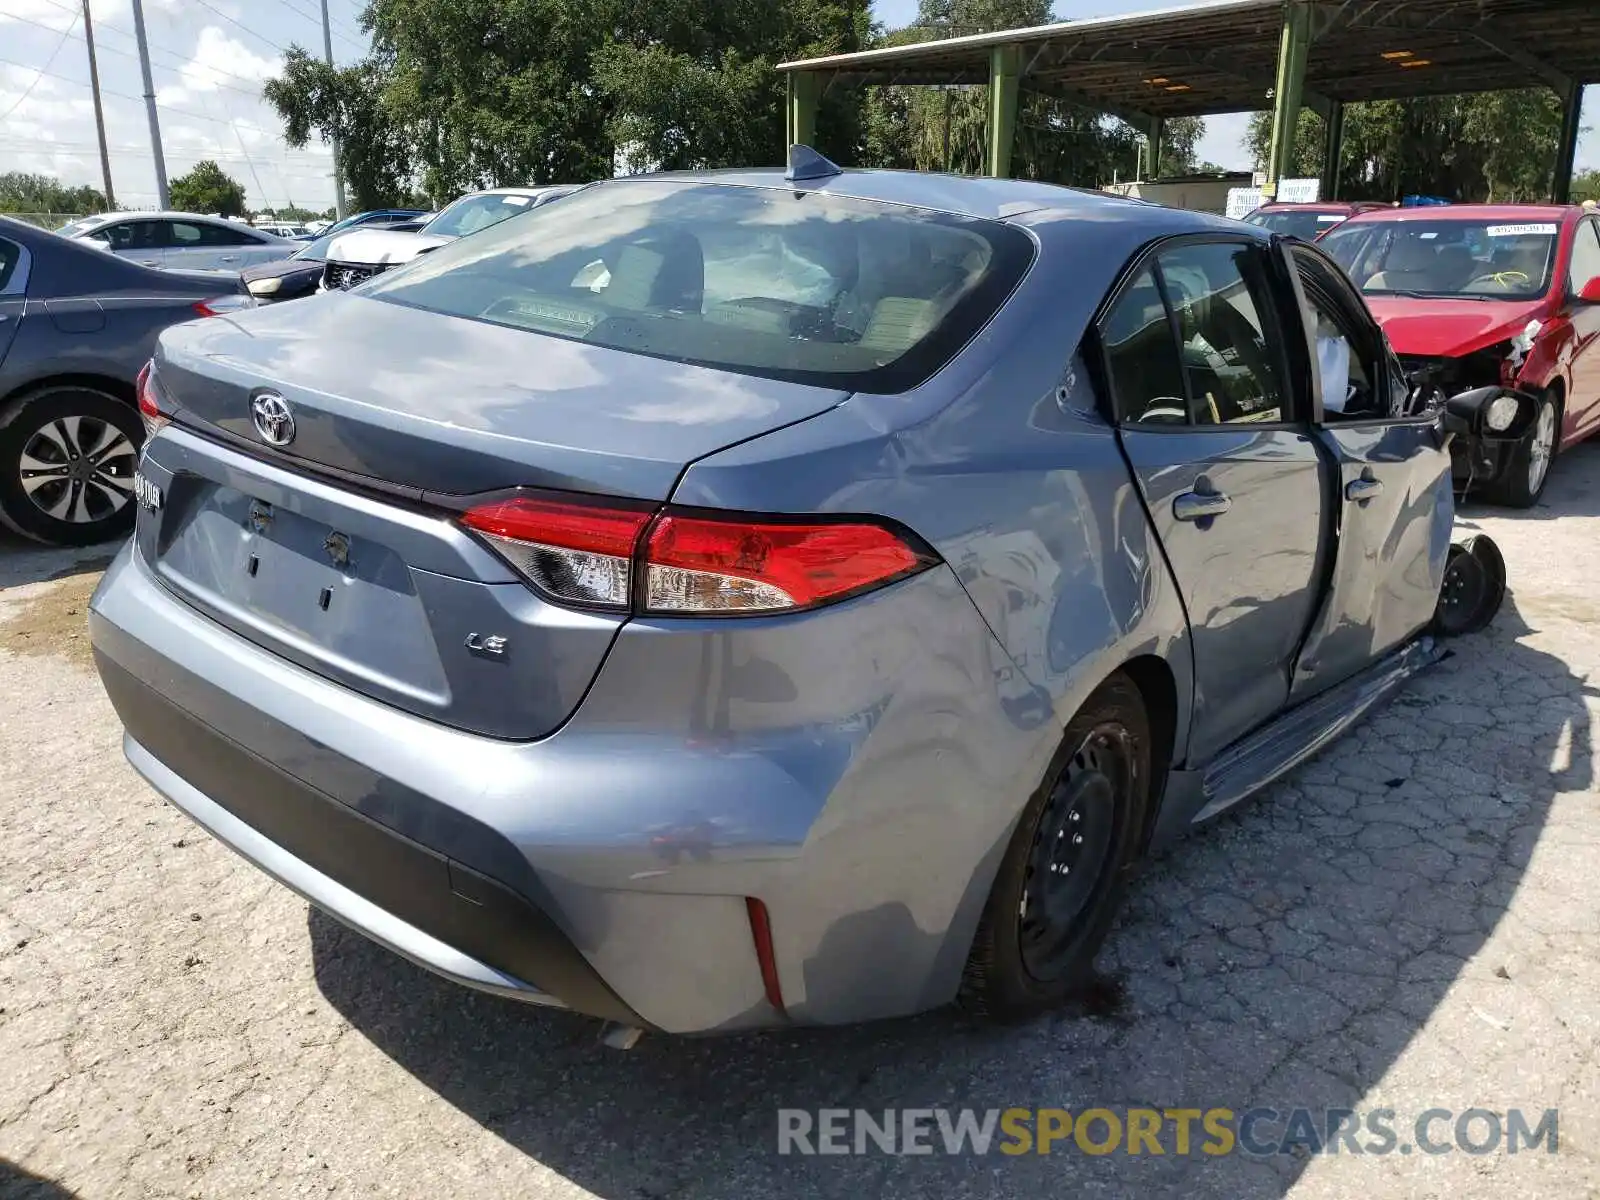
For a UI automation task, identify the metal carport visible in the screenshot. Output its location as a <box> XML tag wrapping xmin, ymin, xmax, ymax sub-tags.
<box><xmin>777</xmin><ymin>0</ymin><xmax>1598</xmax><ymax>201</ymax></box>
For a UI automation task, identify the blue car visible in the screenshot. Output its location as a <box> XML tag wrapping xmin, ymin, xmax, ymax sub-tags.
<box><xmin>88</xmin><ymin>151</ymin><xmax>1520</xmax><ymax>1036</ymax></box>
<box><xmin>311</xmin><ymin>208</ymin><xmax>429</xmax><ymax>239</ymax></box>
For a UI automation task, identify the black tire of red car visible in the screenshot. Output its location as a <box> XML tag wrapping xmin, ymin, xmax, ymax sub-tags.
<box><xmin>1484</xmin><ymin>391</ymin><xmax>1559</xmax><ymax>509</ymax></box>
<box><xmin>958</xmin><ymin>672</ymin><xmax>1151</xmax><ymax>1019</ymax></box>
<box><xmin>0</xmin><ymin>386</ymin><xmax>144</xmax><ymax>546</ymax></box>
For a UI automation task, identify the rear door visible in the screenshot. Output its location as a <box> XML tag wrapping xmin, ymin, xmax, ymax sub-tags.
<box><xmin>1285</xmin><ymin>241</ymin><xmax>1452</xmax><ymax>700</ymax></box>
<box><xmin>88</xmin><ymin>219</ymin><xmax>167</xmax><ymax>269</ymax></box>
<box><xmin>1563</xmin><ymin>216</ymin><xmax>1600</xmax><ymax>439</ymax></box>
<box><xmin>1102</xmin><ymin>236</ymin><xmax>1331</xmax><ymax>764</ymax></box>
<box><xmin>0</xmin><ymin>235</ymin><xmax>26</xmax><ymax>365</ymax></box>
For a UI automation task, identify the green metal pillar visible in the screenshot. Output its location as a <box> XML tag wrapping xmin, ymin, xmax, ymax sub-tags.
<box><xmin>787</xmin><ymin>71</ymin><xmax>819</xmax><ymax>150</ymax></box>
<box><xmin>987</xmin><ymin>44</ymin><xmax>1021</xmax><ymax>179</ymax></box>
<box><xmin>1148</xmin><ymin>117</ymin><xmax>1165</xmax><ymax>180</ymax></box>
<box><xmin>1321</xmin><ymin>100</ymin><xmax>1344</xmax><ymax>200</ymax></box>
<box><xmin>1553</xmin><ymin>82</ymin><xmax>1583</xmax><ymax>203</ymax></box>
<box><xmin>1264</xmin><ymin>2</ymin><xmax>1312</xmax><ymax>199</ymax></box>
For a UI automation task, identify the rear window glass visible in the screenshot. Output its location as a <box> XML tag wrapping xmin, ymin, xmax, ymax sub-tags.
<box><xmin>1244</xmin><ymin>209</ymin><xmax>1348</xmax><ymax>240</ymax></box>
<box><xmin>361</xmin><ymin>180</ymin><xmax>1036</xmax><ymax>391</ymax></box>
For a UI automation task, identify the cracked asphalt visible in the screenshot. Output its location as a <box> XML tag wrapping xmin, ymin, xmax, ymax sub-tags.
<box><xmin>4</xmin><ymin>448</ymin><xmax>1600</xmax><ymax>1200</ymax></box>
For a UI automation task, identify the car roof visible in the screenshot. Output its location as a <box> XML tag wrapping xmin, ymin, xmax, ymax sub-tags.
<box><xmin>1339</xmin><ymin>203</ymin><xmax>1579</xmax><ymax>226</ymax></box>
<box><xmin>1254</xmin><ymin>202</ymin><xmax>1373</xmax><ymax>213</ymax></box>
<box><xmin>597</xmin><ymin>166</ymin><xmax>1185</xmax><ymax>225</ymax></box>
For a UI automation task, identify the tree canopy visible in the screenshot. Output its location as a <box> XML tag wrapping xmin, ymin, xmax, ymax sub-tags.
<box><xmin>1246</xmin><ymin>90</ymin><xmax>1570</xmax><ymax>202</ymax></box>
<box><xmin>0</xmin><ymin>172</ymin><xmax>109</xmax><ymax>217</ymax></box>
<box><xmin>168</xmin><ymin>160</ymin><xmax>248</xmax><ymax>216</ymax></box>
<box><xmin>253</xmin><ymin>0</ymin><xmax>1581</xmax><ymax>209</ymax></box>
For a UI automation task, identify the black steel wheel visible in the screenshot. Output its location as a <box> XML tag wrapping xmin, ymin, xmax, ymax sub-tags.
<box><xmin>960</xmin><ymin>672</ymin><xmax>1153</xmax><ymax>1019</ymax></box>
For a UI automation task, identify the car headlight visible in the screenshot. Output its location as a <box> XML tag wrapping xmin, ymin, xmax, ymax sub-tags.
<box><xmin>1485</xmin><ymin>394</ymin><xmax>1521</xmax><ymax>432</ymax></box>
<box><xmin>247</xmin><ymin>276</ymin><xmax>283</xmax><ymax>296</ymax></box>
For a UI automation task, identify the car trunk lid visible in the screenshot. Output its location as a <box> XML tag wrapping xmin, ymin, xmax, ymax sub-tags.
<box><xmin>139</xmin><ymin>295</ymin><xmax>849</xmax><ymax>738</ymax></box>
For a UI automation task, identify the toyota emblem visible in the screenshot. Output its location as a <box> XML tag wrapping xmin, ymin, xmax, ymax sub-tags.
<box><xmin>250</xmin><ymin>392</ymin><xmax>296</xmax><ymax>447</ymax></box>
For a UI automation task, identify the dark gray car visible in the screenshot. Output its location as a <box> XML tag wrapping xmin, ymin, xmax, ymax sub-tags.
<box><xmin>0</xmin><ymin>216</ymin><xmax>253</xmax><ymax>545</ymax></box>
<box><xmin>88</xmin><ymin>158</ymin><xmax>1521</xmax><ymax>1035</ymax></box>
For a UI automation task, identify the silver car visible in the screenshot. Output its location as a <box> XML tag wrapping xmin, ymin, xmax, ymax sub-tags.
<box><xmin>58</xmin><ymin>212</ymin><xmax>293</xmax><ymax>273</ymax></box>
<box><xmin>89</xmin><ymin>154</ymin><xmax>1522</xmax><ymax>1037</ymax></box>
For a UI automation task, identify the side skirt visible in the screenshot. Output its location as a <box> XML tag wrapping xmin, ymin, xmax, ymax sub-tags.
<box><xmin>1150</xmin><ymin>636</ymin><xmax>1446</xmax><ymax>848</ymax></box>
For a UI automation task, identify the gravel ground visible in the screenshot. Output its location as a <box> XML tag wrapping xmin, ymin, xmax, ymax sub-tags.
<box><xmin>3</xmin><ymin>447</ymin><xmax>1600</xmax><ymax>1200</ymax></box>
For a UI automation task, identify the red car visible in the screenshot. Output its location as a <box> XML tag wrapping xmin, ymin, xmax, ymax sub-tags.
<box><xmin>1243</xmin><ymin>201</ymin><xmax>1389</xmax><ymax>241</ymax></box>
<box><xmin>1321</xmin><ymin>204</ymin><xmax>1600</xmax><ymax>506</ymax></box>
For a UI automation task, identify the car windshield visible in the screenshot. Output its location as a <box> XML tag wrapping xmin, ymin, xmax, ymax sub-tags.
<box><xmin>1244</xmin><ymin>209</ymin><xmax>1350</xmax><ymax>239</ymax></box>
<box><xmin>1321</xmin><ymin>217</ymin><xmax>1559</xmax><ymax>299</ymax></box>
<box><xmin>363</xmin><ymin>180</ymin><xmax>1035</xmax><ymax>391</ymax></box>
<box><xmin>291</xmin><ymin>234</ymin><xmax>338</xmax><ymax>261</ymax></box>
<box><xmin>422</xmin><ymin>193</ymin><xmax>543</xmax><ymax>239</ymax></box>
<box><xmin>56</xmin><ymin>217</ymin><xmax>105</xmax><ymax>238</ymax></box>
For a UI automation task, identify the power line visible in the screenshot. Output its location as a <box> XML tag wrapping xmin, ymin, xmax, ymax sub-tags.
<box><xmin>4</xmin><ymin>12</ymin><xmax>276</xmax><ymax>98</ymax></box>
<box><xmin>0</xmin><ymin>9</ymin><xmax>80</xmax><ymax>120</ymax></box>
<box><xmin>187</xmin><ymin>0</ymin><xmax>289</xmax><ymax>53</ymax></box>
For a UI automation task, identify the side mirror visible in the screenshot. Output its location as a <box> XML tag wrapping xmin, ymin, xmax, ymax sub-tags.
<box><xmin>1443</xmin><ymin>385</ymin><xmax>1537</xmax><ymax>441</ymax></box>
<box><xmin>1579</xmin><ymin>276</ymin><xmax>1600</xmax><ymax>304</ymax></box>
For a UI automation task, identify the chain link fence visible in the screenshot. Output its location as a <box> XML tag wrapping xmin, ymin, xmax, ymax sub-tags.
<box><xmin>1</xmin><ymin>213</ymin><xmax>88</xmax><ymax>231</ymax></box>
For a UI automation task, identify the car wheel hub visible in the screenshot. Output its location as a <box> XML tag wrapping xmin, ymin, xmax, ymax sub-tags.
<box><xmin>1018</xmin><ymin>728</ymin><xmax>1129</xmax><ymax>981</ymax></box>
<box><xmin>19</xmin><ymin>416</ymin><xmax>137</xmax><ymax>524</ymax></box>
<box><xmin>1527</xmin><ymin>401</ymin><xmax>1555</xmax><ymax>494</ymax></box>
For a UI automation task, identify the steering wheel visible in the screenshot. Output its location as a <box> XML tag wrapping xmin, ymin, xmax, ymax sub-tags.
<box><xmin>1493</xmin><ymin>270</ymin><xmax>1531</xmax><ymax>286</ymax></box>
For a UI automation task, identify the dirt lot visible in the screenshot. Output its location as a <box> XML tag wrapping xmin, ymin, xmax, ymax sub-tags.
<box><xmin>3</xmin><ymin>449</ymin><xmax>1600</xmax><ymax>1200</ymax></box>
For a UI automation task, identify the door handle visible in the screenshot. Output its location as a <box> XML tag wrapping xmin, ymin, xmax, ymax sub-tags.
<box><xmin>1346</xmin><ymin>477</ymin><xmax>1384</xmax><ymax>503</ymax></box>
<box><xmin>140</xmin><ymin>258</ymin><xmax>160</xmax><ymax>266</ymax></box>
<box><xmin>220</xmin><ymin>255</ymin><xmax>239</xmax><ymax>263</ymax></box>
<box><xmin>1173</xmin><ymin>490</ymin><xmax>1232</xmax><ymax>522</ymax></box>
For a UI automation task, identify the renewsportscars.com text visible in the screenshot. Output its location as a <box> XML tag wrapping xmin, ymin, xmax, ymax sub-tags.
<box><xmin>776</xmin><ymin>1107</ymin><xmax>1559</xmax><ymax>1157</ymax></box>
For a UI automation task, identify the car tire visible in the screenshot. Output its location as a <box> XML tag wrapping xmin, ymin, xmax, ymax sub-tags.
<box><xmin>0</xmin><ymin>385</ymin><xmax>144</xmax><ymax>546</ymax></box>
<box><xmin>1485</xmin><ymin>391</ymin><xmax>1558</xmax><ymax>509</ymax></box>
<box><xmin>958</xmin><ymin>672</ymin><xmax>1152</xmax><ymax>1020</ymax></box>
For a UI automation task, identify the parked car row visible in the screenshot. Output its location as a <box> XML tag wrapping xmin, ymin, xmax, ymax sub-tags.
<box><xmin>84</xmin><ymin>151</ymin><xmax>1532</xmax><ymax>1038</ymax></box>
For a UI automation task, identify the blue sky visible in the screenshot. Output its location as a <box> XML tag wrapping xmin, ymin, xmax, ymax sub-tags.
<box><xmin>0</xmin><ymin>0</ymin><xmax>1592</xmax><ymax>212</ymax></box>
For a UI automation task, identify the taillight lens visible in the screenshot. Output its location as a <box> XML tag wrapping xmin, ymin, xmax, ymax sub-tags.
<box><xmin>460</xmin><ymin>494</ymin><xmax>653</xmax><ymax>609</ymax></box>
<box><xmin>135</xmin><ymin>360</ymin><xmax>169</xmax><ymax>438</ymax></box>
<box><xmin>644</xmin><ymin>513</ymin><xmax>929</xmax><ymax>613</ymax></box>
<box><xmin>460</xmin><ymin>492</ymin><xmax>935</xmax><ymax>615</ymax></box>
<box><xmin>193</xmin><ymin>294</ymin><xmax>256</xmax><ymax>317</ymax></box>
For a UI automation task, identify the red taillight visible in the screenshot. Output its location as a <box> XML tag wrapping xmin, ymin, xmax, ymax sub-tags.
<box><xmin>460</xmin><ymin>491</ymin><xmax>935</xmax><ymax>616</ymax></box>
<box><xmin>745</xmin><ymin>897</ymin><xmax>786</xmax><ymax>1015</ymax></box>
<box><xmin>136</xmin><ymin>360</ymin><xmax>169</xmax><ymax>437</ymax></box>
<box><xmin>460</xmin><ymin>494</ymin><xmax>653</xmax><ymax>609</ymax></box>
<box><xmin>192</xmin><ymin>294</ymin><xmax>255</xmax><ymax>318</ymax></box>
<box><xmin>644</xmin><ymin>513</ymin><xmax>928</xmax><ymax>613</ymax></box>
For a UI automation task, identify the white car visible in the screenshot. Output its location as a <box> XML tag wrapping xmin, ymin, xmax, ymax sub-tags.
<box><xmin>255</xmin><ymin>221</ymin><xmax>311</xmax><ymax>239</ymax></box>
<box><xmin>56</xmin><ymin>212</ymin><xmax>293</xmax><ymax>273</ymax></box>
<box><xmin>317</xmin><ymin>186</ymin><xmax>581</xmax><ymax>291</ymax></box>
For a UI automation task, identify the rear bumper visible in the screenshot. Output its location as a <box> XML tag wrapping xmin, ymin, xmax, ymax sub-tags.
<box><xmin>101</xmin><ymin>654</ymin><xmax>636</xmax><ymax>1022</ymax></box>
<box><xmin>89</xmin><ymin>536</ymin><xmax>1036</xmax><ymax>1032</ymax></box>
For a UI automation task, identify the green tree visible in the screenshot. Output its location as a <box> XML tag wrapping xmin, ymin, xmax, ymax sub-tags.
<box><xmin>1246</xmin><ymin>90</ymin><xmax>1568</xmax><ymax>202</ymax></box>
<box><xmin>265</xmin><ymin>48</ymin><xmax>419</xmax><ymax>211</ymax></box>
<box><xmin>593</xmin><ymin>0</ymin><xmax>868</xmax><ymax>173</ymax></box>
<box><xmin>168</xmin><ymin>160</ymin><xmax>248</xmax><ymax>216</ymax></box>
<box><xmin>0</xmin><ymin>172</ymin><xmax>109</xmax><ymax>216</ymax></box>
<box><xmin>1573</xmin><ymin>169</ymin><xmax>1600</xmax><ymax>204</ymax></box>
<box><xmin>364</xmin><ymin>0</ymin><xmax>618</xmax><ymax>198</ymax></box>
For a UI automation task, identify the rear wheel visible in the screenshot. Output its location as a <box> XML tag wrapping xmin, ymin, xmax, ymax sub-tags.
<box><xmin>0</xmin><ymin>386</ymin><xmax>143</xmax><ymax>546</ymax></box>
<box><xmin>1485</xmin><ymin>391</ymin><xmax>1557</xmax><ymax>508</ymax></box>
<box><xmin>958</xmin><ymin>673</ymin><xmax>1152</xmax><ymax>1019</ymax></box>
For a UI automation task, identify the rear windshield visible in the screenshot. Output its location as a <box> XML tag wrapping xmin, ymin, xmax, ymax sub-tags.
<box><xmin>1321</xmin><ymin>217</ymin><xmax>1560</xmax><ymax>300</ymax></box>
<box><xmin>1244</xmin><ymin>209</ymin><xmax>1350</xmax><ymax>240</ymax></box>
<box><xmin>361</xmin><ymin>180</ymin><xmax>1036</xmax><ymax>391</ymax></box>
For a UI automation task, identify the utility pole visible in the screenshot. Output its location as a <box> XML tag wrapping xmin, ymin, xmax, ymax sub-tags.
<box><xmin>81</xmin><ymin>0</ymin><xmax>115</xmax><ymax>209</ymax></box>
<box><xmin>129</xmin><ymin>0</ymin><xmax>169</xmax><ymax>208</ymax></box>
<box><xmin>320</xmin><ymin>0</ymin><xmax>348</xmax><ymax>219</ymax></box>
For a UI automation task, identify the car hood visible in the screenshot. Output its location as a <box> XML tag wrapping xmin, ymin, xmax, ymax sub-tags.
<box><xmin>1365</xmin><ymin>296</ymin><xmax>1548</xmax><ymax>358</ymax></box>
<box><xmin>240</xmin><ymin>258</ymin><xmax>321</xmax><ymax>282</ymax></box>
<box><xmin>323</xmin><ymin>228</ymin><xmax>451</xmax><ymax>267</ymax></box>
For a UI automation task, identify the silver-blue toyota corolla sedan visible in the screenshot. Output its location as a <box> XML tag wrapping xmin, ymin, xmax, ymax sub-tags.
<box><xmin>89</xmin><ymin>153</ymin><xmax>1519</xmax><ymax>1037</ymax></box>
